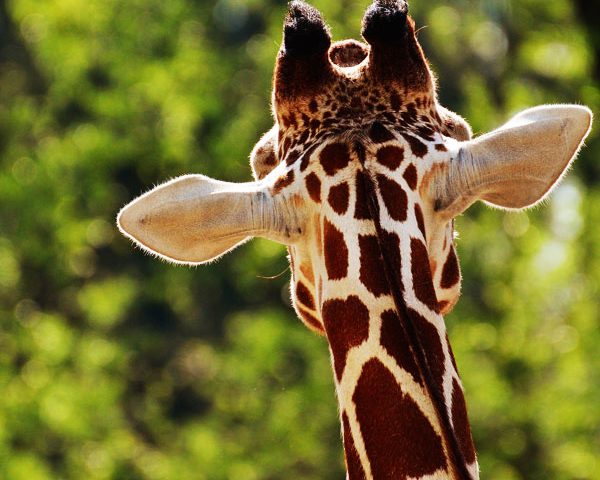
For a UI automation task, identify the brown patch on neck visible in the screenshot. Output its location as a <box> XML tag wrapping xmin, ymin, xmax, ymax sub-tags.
<box><xmin>320</xmin><ymin>143</ymin><xmax>351</xmax><ymax>175</ymax></box>
<box><xmin>271</xmin><ymin>169</ymin><xmax>295</xmax><ymax>194</ymax></box>
<box><xmin>323</xmin><ymin>219</ymin><xmax>348</xmax><ymax>279</ymax></box>
<box><xmin>328</xmin><ymin>182</ymin><xmax>350</xmax><ymax>215</ymax></box>
<box><xmin>410</xmin><ymin>237</ymin><xmax>440</xmax><ymax>312</ymax></box>
<box><xmin>441</xmin><ymin>247</ymin><xmax>460</xmax><ymax>289</ymax></box>
<box><xmin>377</xmin><ymin>174</ymin><xmax>408</xmax><ymax>222</ymax></box>
<box><xmin>342</xmin><ymin>412</ymin><xmax>366</xmax><ymax>479</ymax></box>
<box><xmin>322</xmin><ymin>296</ymin><xmax>369</xmax><ymax>380</ymax></box>
<box><xmin>358</xmin><ymin>234</ymin><xmax>391</xmax><ymax>297</ymax></box>
<box><xmin>452</xmin><ymin>378</ymin><xmax>477</xmax><ymax>464</ymax></box>
<box><xmin>353</xmin><ymin>359</ymin><xmax>447</xmax><ymax>477</ymax></box>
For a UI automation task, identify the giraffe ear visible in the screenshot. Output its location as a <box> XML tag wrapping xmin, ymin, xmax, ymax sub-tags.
<box><xmin>434</xmin><ymin>105</ymin><xmax>593</xmax><ymax>217</ymax></box>
<box><xmin>250</xmin><ymin>125</ymin><xmax>279</xmax><ymax>181</ymax></box>
<box><xmin>117</xmin><ymin>175</ymin><xmax>301</xmax><ymax>265</ymax></box>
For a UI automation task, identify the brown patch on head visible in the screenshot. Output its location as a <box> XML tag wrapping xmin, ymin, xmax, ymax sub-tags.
<box><xmin>305</xmin><ymin>172</ymin><xmax>321</xmax><ymax>203</ymax></box>
<box><xmin>377</xmin><ymin>175</ymin><xmax>408</xmax><ymax>222</ymax></box>
<box><xmin>354</xmin><ymin>170</ymin><xmax>371</xmax><ymax>220</ymax></box>
<box><xmin>324</xmin><ymin>219</ymin><xmax>348</xmax><ymax>280</ymax></box>
<box><xmin>407</xmin><ymin>307</ymin><xmax>446</xmax><ymax>389</ymax></box>
<box><xmin>435</xmin><ymin>143</ymin><xmax>447</xmax><ymax>152</ymax></box>
<box><xmin>320</xmin><ymin>142</ymin><xmax>351</xmax><ymax>176</ymax></box>
<box><xmin>376</xmin><ymin>145</ymin><xmax>404</xmax><ymax>170</ymax></box>
<box><xmin>358</xmin><ymin>235</ymin><xmax>390</xmax><ymax>297</ymax></box>
<box><xmin>380</xmin><ymin>310</ymin><xmax>422</xmax><ymax>385</ymax></box>
<box><xmin>300</xmin><ymin>143</ymin><xmax>319</xmax><ymax>171</ymax></box>
<box><xmin>353</xmin><ymin>359</ymin><xmax>447</xmax><ymax>477</ymax></box>
<box><xmin>403</xmin><ymin>133</ymin><xmax>428</xmax><ymax>158</ymax></box>
<box><xmin>402</xmin><ymin>103</ymin><xmax>418</xmax><ymax>124</ymax></box>
<box><xmin>452</xmin><ymin>378</ymin><xmax>477</xmax><ymax>464</ymax></box>
<box><xmin>441</xmin><ymin>247</ymin><xmax>460</xmax><ymax>289</ymax></box>
<box><xmin>272</xmin><ymin>169</ymin><xmax>295</xmax><ymax>194</ymax></box>
<box><xmin>368</xmin><ymin>121</ymin><xmax>395</xmax><ymax>143</ymax></box>
<box><xmin>295</xmin><ymin>281</ymin><xmax>315</xmax><ymax>310</ymax></box>
<box><xmin>285</xmin><ymin>150</ymin><xmax>300</xmax><ymax>166</ymax></box>
<box><xmin>322</xmin><ymin>295</ymin><xmax>370</xmax><ymax>380</ymax></box>
<box><xmin>414</xmin><ymin>204</ymin><xmax>426</xmax><ymax>240</ymax></box>
<box><xmin>403</xmin><ymin>164</ymin><xmax>418</xmax><ymax>190</ymax></box>
<box><xmin>342</xmin><ymin>412</ymin><xmax>366</xmax><ymax>479</ymax></box>
<box><xmin>410</xmin><ymin>237</ymin><xmax>439</xmax><ymax>311</ymax></box>
<box><xmin>328</xmin><ymin>182</ymin><xmax>350</xmax><ymax>215</ymax></box>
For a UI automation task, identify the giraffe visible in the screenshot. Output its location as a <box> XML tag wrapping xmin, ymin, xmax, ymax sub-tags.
<box><xmin>117</xmin><ymin>1</ymin><xmax>592</xmax><ymax>478</ymax></box>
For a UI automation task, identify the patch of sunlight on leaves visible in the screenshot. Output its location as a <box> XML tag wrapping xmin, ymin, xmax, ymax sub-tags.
<box><xmin>77</xmin><ymin>277</ymin><xmax>136</xmax><ymax>328</ymax></box>
<box><xmin>503</xmin><ymin>211</ymin><xmax>530</xmax><ymax>238</ymax></box>
<box><xmin>553</xmin><ymin>442</ymin><xmax>598</xmax><ymax>478</ymax></box>
<box><xmin>6</xmin><ymin>454</ymin><xmax>52</xmax><ymax>480</ymax></box>
<box><xmin>0</xmin><ymin>238</ymin><xmax>20</xmax><ymax>290</ymax></box>
<box><xmin>551</xmin><ymin>181</ymin><xmax>583</xmax><ymax>241</ymax></box>
<box><xmin>521</xmin><ymin>35</ymin><xmax>590</xmax><ymax>80</ymax></box>
<box><xmin>469</xmin><ymin>21</ymin><xmax>508</xmax><ymax>63</ymax></box>
<box><xmin>77</xmin><ymin>334</ymin><xmax>120</xmax><ymax>371</ymax></box>
<box><xmin>30</xmin><ymin>313</ymin><xmax>73</xmax><ymax>365</ymax></box>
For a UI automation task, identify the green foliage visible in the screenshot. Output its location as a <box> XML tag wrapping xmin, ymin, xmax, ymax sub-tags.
<box><xmin>0</xmin><ymin>0</ymin><xmax>598</xmax><ymax>478</ymax></box>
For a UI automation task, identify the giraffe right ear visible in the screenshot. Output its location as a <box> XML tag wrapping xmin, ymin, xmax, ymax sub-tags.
<box><xmin>117</xmin><ymin>174</ymin><xmax>303</xmax><ymax>265</ymax></box>
<box><xmin>433</xmin><ymin>105</ymin><xmax>593</xmax><ymax>217</ymax></box>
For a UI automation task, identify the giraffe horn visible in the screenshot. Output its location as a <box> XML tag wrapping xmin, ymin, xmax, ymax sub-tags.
<box><xmin>361</xmin><ymin>0</ymin><xmax>409</xmax><ymax>46</ymax></box>
<box><xmin>274</xmin><ymin>1</ymin><xmax>333</xmax><ymax>100</ymax></box>
<box><xmin>283</xmin><ymin>1</ymin><xmax>330</xmax><ymax>58</ymax></box>
<box><xmin>361</xmin><ymin>0</ymin><xmax>432</xmax><ymax>90</ymax></box>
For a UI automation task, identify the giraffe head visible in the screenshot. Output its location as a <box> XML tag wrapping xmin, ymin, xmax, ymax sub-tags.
<box><xmin>248</xmin><ymin>0</ymin><xmax>592</xmax><ymax>327</ymax></box>
<box><xmin>118</xmin><ymin>1</ymin><xmax>591</xmax><ymax>476</ymax></box>
<box><xmin>118</xmin><ymin>0</ymin><xmax>591</xmax><ymax>331</ymax></box>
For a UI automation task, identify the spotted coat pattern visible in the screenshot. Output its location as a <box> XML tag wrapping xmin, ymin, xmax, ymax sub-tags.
<box><xmin>250</xmin><ymin>2</ymin><xmax>478</xmax><ymax>479</ymax></box>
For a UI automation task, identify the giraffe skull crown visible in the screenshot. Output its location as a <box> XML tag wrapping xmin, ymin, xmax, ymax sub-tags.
<box><xmin>117</xmin><ymin>1</ymin><xmax>592</xmax><ymax>478</ymax></box>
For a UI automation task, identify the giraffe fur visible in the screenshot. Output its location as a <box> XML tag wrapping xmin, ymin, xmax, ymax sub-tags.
<box><xmin>118</xmin><ymin>1</ymin><xmax>592</xmax><ymax>478</ymax></box>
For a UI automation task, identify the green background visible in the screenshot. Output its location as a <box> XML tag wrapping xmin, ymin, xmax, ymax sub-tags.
<box><xmin>0</xmin><ymin>0</ymin><xmax>599</xmax><ymax>478</ymax></box>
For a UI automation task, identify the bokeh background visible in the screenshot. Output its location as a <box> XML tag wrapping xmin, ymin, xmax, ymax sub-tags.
<box><xmin>1</xmin><ymin>0</ymin><xmax>599</xmax><ymax>478</ymax></box>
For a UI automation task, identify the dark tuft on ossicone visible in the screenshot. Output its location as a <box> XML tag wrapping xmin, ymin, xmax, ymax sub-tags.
<box><xmin>284</xmin><ymin>1</ymin><xmax>331</xmax><ymax>58</ymax></box>
<box><xmin>362</xmin><ymin>0</ymin><xmax>409</xmax><ymax>45</ymax></box>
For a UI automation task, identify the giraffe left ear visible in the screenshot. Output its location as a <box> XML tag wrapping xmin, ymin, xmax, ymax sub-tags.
<box><xmin>434</xmin><ymin>105</ymin><xmax>593</xmax><ymax>217</ymax></box>
<box><xmin>117</xmin><ymin>174</ymin><xmax>303</xmax><ymax>265</ymax></box>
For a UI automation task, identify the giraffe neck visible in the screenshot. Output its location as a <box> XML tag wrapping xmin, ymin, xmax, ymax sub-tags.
<box><xmin>317</xmin><ymin>145</ymin><xmax>477</xmax><ymax>479</ymax></box>
<box><xmin>360</xmin><ymin>167</ymin><xmax>474</xmax><ymax>479</ymax></box>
